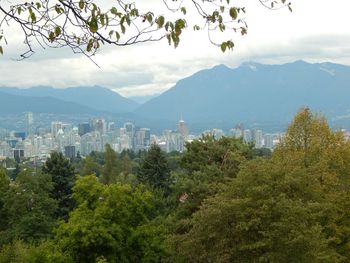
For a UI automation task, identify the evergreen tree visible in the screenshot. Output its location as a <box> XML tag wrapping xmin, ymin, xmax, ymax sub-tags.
<box><xmin>100</xmin><ymin>144</ymin><xmax>119</xmax><ymax>185</ymax></box>
<box><xmin>42</xmin><ymin>152</ymin><xmax>76</xmax><ymax>219</ymax></box>
<box><xmin>137</xmin><ymin>144</ymin><xmax>171</xmax><ymax>193</ymax></box>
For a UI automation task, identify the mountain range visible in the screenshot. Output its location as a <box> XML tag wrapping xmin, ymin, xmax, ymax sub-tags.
<box><xmin>0</xmin><ymin>85</ymin><xmax>139</xmax><ymax>114</ymax></box>
<box><xmin>136</xmin><ymin>60</ymin><xmax>350</xmax><ymax>130</ymax></box>
<box><xmin>1</xmin><ymin>60</ymin><xmax>350</xmax><ymax>131</ymax></box>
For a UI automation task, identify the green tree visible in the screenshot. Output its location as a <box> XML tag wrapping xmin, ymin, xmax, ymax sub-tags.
<box><xmin>42</xmin><ymin>151</ymin><xmax>76</xmax><ymax>219</ymax></box>
<box><xmin>181</xmin><ymin>135</ymin><xmax>254</xmax><ymax>177</ymax></box>
<box><xmin>0</xmin><ymin>1</ymin><xmax>291</xmax><ymax>59</ymax></box>
<box><xmin>81</xmin><ymin>155</ymin><xmax>100</xmax><ymax>176</ymax></box>
<box><xmin>0</xmin><ymin>170</ymin><xmax>57</xmax><ymax>245</ymax></box>
<box><xmin>171</xmin><ymin>159</ymin><xmax>339</xmax><ymax>263</ymax></box>
<box><xmin>137</xmin><ymin>144</ymin><xmax>171</xmax><ymax>193</ymax></box>
<box><xmin>55</xmin><ymin>175</ymin><xmax>167</xmax><ymax>262</ymax></box>
<box><xmin>169</xmin><ymin>136</ymin><xmax>254</xmax><ymax>221</ymax></box>
<box><xmin>100</xmin><ymin>144</ymin><xmax>120</xmax><ymax>184</ymax></box>
<box><xmin>171</xmin><ymin>109</ymin><xmax>350</xmax><ymax>262</ymax></box>
<box><xmin>0</xmin><ymin>169</ymin><xmax>10</xmax><ymax>232</ymax></box>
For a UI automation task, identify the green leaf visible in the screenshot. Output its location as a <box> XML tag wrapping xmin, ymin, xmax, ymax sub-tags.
<box><xmin>99</xmin><ymin>14</ymin><xmax>105</xmax><ymax>27</ymax></box>
<box><xmin>120</xmin><ymin>24</ymin><xmax>126</xmax><ymax>34</ymax></box>
<box><xmin>115</xmin><ymin>31</ymin><xmax>120</xmax><ymax>41</ymax></box>
<box><xmin>54</xmin><ymin>26</ymin><xmax>61</xmax><ymax>36</ymax></box>
<box><xmin>87</xmin><ymin>39</ymin><xmax>93</xmax><ymax>52</ymax></box>
<box><xmin>35</xmin><ymin>2</ymin><xmax>41</xmax><ymax>9</ymax></box>
<box><xmin>156</xmin><ymin>16</ymin><xmax>165</xmax><ymax>28</ymax></box>
<box><xmin>0</xmin><ymin>46</ymin><xmax>3</xmax><ymax>55</ymax></box>
<box><xmin>17</xmin><ymin>7</ymin><xmax>22</xmax><ymax>15</ymax></box>
<box><xmin>221</xmin><ymin>42</ymin><xmax>227</xmax><ymax>52</ymax></box>
<box><xmin>181</xmin><ymin>7</ymin><xmax>187</xmax><ymax>15</ymax></box>
<box><xmin>89</xmin><ymin>17</ymin><xmax>98</xmax><ymax>33</ymax></box>
<box><xmin>229</xmin><ymin>7</ymin><xmax>238</xmax><ymax>20</ymax></box>
<box><xmin>55</xmin><ymin>5</ymin><xmax>62</xmax><ymax>14</ymax></box>
<box><xmin>49</xmin><ymin>32</ymin><xmax>55</xmax><ymax>42</ymax></box>
<box><xmin>79</xmin><ymin>0</ymin><xmax>84</xmax><ymax>10</ymax></box>
<box><xmin>111</xmin><ymin>7</ymin><xmax>118</xmax><ymax>16</ymax></box>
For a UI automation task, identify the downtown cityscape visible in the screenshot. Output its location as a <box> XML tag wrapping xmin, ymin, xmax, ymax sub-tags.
<box><xmin>0</xmin><ymin>111</ymin><xmax>282</xmax><ymax>163</ymax></box>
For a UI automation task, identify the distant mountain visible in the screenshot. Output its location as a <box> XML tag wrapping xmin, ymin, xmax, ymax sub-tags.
<box><xmin>0</xmin><ymin>86</ymin><xmax>139</xmax><ymax>113</ymax></box>
<box><xmin>135</xmin><ymin>60</ymin><xmax>350</xmax><ymax>130</ymax></box>
<box><xmin>0</xmin><ymin>91</ymin><xmax>98</xmax><ymax>114</ymax></box>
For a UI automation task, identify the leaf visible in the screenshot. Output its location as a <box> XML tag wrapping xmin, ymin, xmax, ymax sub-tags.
<box><xmin>49</xmin><ymin>32</ymin><xmax>55</xmax><ymax>42</ymax></box>
<box><xmin>89</xmin><ymin>17</ymin><xmax>98</xmax><ymax>33</ymax></box>
<box><xmin>0</xmin><ymin>46</ymin><xmax>3</xmax><ymax>55</ymax></box>
<box><xmin>54</xmin><ymin>26</ymin><xmax>61</xmax><ymax>37</ymax></box>
<box><xmin>221</xmin><ymin>42</ymin><xmax>227</xmax><ymax>52</ymax></box>
<box><xmin>115</xmin><ymin>31</ymin><xmax>120</xmax><ymax>41</ymax></box>
<box><xmin>79</xmin><ymin>0</ymin><xmax>85</xmax><ymax>10</ymax></box>
<box><xmin>111</xmin><ymin>7</ymin><xmax>118</xmax><ymax>16</ymax></box>
<box><xmin>229</xmin><ymin>7</ymin><xmax>238</xmax><ymax>20</ymax></box>
<box><xmin>87</xmin><ymin>39</ymin><xmax>93</xmax><ymax>52</ymax></box>
<box><xmin>181</xmin><ymin>7</ymin><xmax>187</xmax><ymax>15</ymax></box>
<box><xmin>120</xmin><ymin>24</ymin><xmax>126</xmax><ymax>34</ymax></box>
<box><xmin>35</xmin><ymin>2</ymin><xmax>41</xmax><ymax>9</ymax></box>
<box><xmin>156</xmin><ymin>16</ymin><xmax>165</xmax><ymax>28</ymax></box>
<box><xmin>17</xmin><ymin>7</ymin><xmax>22</xmax><ymax>15</ymax></box>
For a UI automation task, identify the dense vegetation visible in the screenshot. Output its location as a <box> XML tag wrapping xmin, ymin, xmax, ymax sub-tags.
<box><xmin>1</xmin><ymin>108</ymin><xmax>350</xmax><ymax>262</ymax></box>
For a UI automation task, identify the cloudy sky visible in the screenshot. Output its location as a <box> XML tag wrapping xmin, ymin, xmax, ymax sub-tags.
<box><xmin>1</xmin><ymin>0</ymin><xmax>350</xmax><ymax>98</ymax></box>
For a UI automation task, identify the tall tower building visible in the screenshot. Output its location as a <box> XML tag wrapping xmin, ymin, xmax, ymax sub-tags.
<box><xmin>177</xmin><ymin>117</ymin><xmax>189</xmax><ymax>138</ymax></box>
<box><xmin>51</xmin><ymin>121</ymin><xmax>63</xmax><ymax>138</ymax></box>
<box><xmin>25</xmin><ymin>112</ymin><xmax>34</xmax><ymax>136</ymax></box>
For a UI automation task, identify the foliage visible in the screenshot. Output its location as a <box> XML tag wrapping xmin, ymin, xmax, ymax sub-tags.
<box><xmin>100</xmin><ymin>144</ymin><xmax>120</xmax><ymax>184</ymax></box>
<box><xmin>181</xmin><ymin>135</ymin><xmax>254</xmax><ymax>177</ymax></box>
<box><xmin>169</xmin><ymin>136</ymin><xmax>255</xmax><ymax>221</ymax></box>
<box><xmin>170</xmin><ymin>108</ymin><xmax>350</xmax><ymax>262</ymax></box>
<box><xmin>0</xmin><ymin>0</ymin><xmax>291</xmax><ymax>59</ymax></box>
<box><xmin>137</xmin><ymin>144</ymin><xmax>171</xmax><ymax>194</ymax></box>
<box><xmin>55</xmin><ymin>175</ymin><xmax>168</xmax><ymax>262</ymax></box>
<box><xmin>81</xmin><ymin>155</ymin><xmax>101</xmax><ymax>176</ymax></box>
<box><xmin>42</xmin><ymin>151</ymin><xmax>76</xmax><ymax>219</ymax></box>
<box><xmin>0</xmin><ymin>170</ymin><xmax>57</xmax><ymax>245</ymax></box>
<box><xmin>0</xmin><ymin>240</ymin><xmax>72</xmax><ymax>263</ymax></box>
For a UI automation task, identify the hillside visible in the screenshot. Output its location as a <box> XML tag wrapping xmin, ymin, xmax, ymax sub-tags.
<box><xmin>135</xmin><ymin>60</ymin><xmax>350</xmax><ymax>130</ymax></box>
<box><xmin>0</xmin><ymin>86</ymin><xmax>139</xmax><ymax>113</ymax></box>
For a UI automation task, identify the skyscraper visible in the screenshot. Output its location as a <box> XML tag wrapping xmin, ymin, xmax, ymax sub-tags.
<box><xmin>25</xmin><ymin>112</ymin><xmax>33</xmax><ymax>136</ymax></box>
<box><xmin>177</xmin><ymin>117</ymin><xmax>189</xmax><ymax>138</ymax></box>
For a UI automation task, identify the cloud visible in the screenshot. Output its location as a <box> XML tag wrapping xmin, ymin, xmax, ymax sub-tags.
<box><xmin>1</xmin><ymin>0</ymin><xmax>350</xmax><ymax>98</ymax></box>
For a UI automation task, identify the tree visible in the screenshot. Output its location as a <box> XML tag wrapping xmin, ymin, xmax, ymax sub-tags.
<box><xmin>0</xmin><ymin>170</ymin><xmax>57</xmax><ymax>245</ymax></box>
<box><xmin>55</xmin><ymin>175</ymin><xmax>167</xmax><ymax>262</ymax></box>
<box><xmin>42</xmin><ymin>151</ymin><xmax>76</xmax><ymax>219</ymax></box>
<box><xmin>81</xmin><ymin>155</ymin><xmax>100</xmax><ymax>176</ymax></box>
<box><xmin>100</xmin><ymin>144</ymin><xmax>120</xmax><ymax>184</ymax></box>
<box><xmin>0</xmin><ymin>0</ymin><xmax>291</xmax><ymax>60</ymax></box>
<box><xmin>137</xmin><ymin>144</ymin><xmax>171</xmax><ymax>193</ymax></box>
<box><xmin>170</xmin><ymin>109</ymin><xmax>350</xmax><ymax>262</ymax></box>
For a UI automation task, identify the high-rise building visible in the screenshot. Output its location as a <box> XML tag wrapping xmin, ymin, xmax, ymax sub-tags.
<box><xmin>91</xmin><ymin>119</ymin><xmax>106</xmax><ymax>135</ymax></box>
<box><xmin>78</xmin><ymin>123</ymin><xmax>91</xmax><ymax>136</ymax></box>
<box><xmin>264</xmin><ymin>134</ymin><xmax>274</xmax><ymax>149</ymax></box>
<box><xmin>243</xmin><ymin>129</ymin><xmax>252</xmax><ymax>143</ymax></box>
<box><xmin>51</xmin><ymin>121</ymin><xmax>63</xmax><ymax>138</ymax></box>
<box><xmin>25</xmin><ymin>112</ymin><xmax>34</xmax><ymax>136</ymax></box>
<box><xmin>253</xmin><ymin>129</ymin><xmax>263</xmax><ymax>148</ymax></box>
<box><xmin>177</xmin><ymin>117</ymin><xmax>189</xmax><ymax>138</ymax></box>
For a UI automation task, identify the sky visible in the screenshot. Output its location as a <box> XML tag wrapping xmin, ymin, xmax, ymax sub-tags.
<box><xmin>1</xmin><ymin>0</ymin><xmax>350</xmax><ymax>98</ymax></box>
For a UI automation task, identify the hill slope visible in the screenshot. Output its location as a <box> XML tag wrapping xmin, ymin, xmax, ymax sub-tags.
<box><xmin>0</xmin><ymin>91</ymin><xmax>98</xmax><ymax>114</ymax></box>
<box><xmin>0</xmin><ymin>86</ymin><xmax>139</xmax><ymax>113</ymax></box>
<box><xmin>135</xmin><ymin>61</ymin><xmax>350</xmax><ymax>129</ymax></box>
